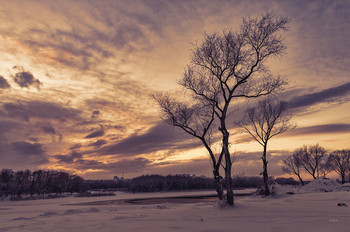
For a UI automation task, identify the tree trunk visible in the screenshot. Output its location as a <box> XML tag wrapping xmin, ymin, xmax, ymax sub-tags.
<box><xmin>262</xmin><ymin>145</ymin><xmax>270</xmax><ymax>196</ymax></box>
<box><xmin>213</xmin><ymin>168</ymin><xmax>224</xmax><ymax>200</ymax></box>
<box><xmin>222</xmin><ymin>128</ymin><xmax>234</xmax><ymax>206</ymax></box>
<box><xmin>297</xmin><ymin>174</ymin><xmax>304</xmax><ymax>186</ymax></box>
<box><xmin>225</xmin><ymin>162</ymin><xmax>234</xmax><ymax>206</ymax></box>
<box><xmin>341</xmin><ymin>173</ymin><xmax>345</xmax><ymax>184</ymax></box>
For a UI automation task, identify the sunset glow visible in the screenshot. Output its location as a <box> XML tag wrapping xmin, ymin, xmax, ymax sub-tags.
<box><xmin>0</xmin><ymin>0</ymin><xmax>349</xmax><ymax>179</ymax></box>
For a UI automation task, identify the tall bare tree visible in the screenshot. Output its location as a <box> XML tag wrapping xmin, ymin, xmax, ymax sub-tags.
<box><xmin>283</xmin><ymin>150</ymin><xmax>305</xmax><ymax>186</ymax></box>
<box><xmin>329</xmin><ymin>149</ymin><xmax>350</xmax><ymax>184</ymax></box>
<box><xmin>237</xmin><ymin>98</ymin><xmax>293</xmax><ymax>195</ymax></box>
<box><xmin>155</xmin><ymin>12</ymin><xmax>289</xmax><ymax>205</ymax></box>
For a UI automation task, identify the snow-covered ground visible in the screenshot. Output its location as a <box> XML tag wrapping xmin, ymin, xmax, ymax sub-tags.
<box><xmin>0</xmin><ymin>179</ymin><xmax>349</xmax><ymax>232</ymax></box>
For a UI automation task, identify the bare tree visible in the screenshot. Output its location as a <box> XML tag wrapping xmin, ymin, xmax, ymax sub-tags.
<box><xmin>237</xmin><ymin>98</ymin><xmax>293</xmax><ymax>195</ymax></box>
<box><xmin>155</xmin><ymin>12</ymin><xmax>289</xmax><ymax>205</ymax></box>
<box><xmin>283</xmin><ymin>150</ymin><xmax>305</xmax><ymax>186</ymax></box>
<box><xmin>298</xmin><ymin>144</ymin><xmax>327</xmax><ymax>179</ymax></box>
<box><xmin>329</xmin><ymin>149</ymin><xmax>350</xmax><ymax>184</ymax></box>
<box><xmin>154</xmin><ymin>93</ymin><xmax>224</xmax><ymax>200</ymax></box>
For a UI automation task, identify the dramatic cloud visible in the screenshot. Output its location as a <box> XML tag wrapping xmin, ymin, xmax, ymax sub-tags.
<box><xmin>283</xmin><ymin>123</ymin><xmax>350</xmax><ymax>137</ymax></box>
<box><xmin>8</xmin><ymin>141</ymin><xmax>46</xmax><ymax>157</ymax></box>
<box><xmin>53</xmin><ymin>154</ymin><xmax>75</xmax><ymax>164</ymax></box>
<box><xmin>75</xmin><ymin>157</ymin><xmax>152</xmax><ymax>173</ymax></box>
<box><xmin>289</xmin><ymin>82</ymin><xmax>350</xmax><ymax>109</ymax></box>
<box><xmin>2</xmin><ymin>100</ymin><xmax>81</xmax><ymax>122</ymax></box>
<box><xmin>99</xmin><ymin>122</ymin><xmax>197</xmax><ymax>157</ymax></box>
<box><xmin>235</xmin><ymin>123</ymin><xmax>350</xmax><ymax>142</ymax></box>
<box><xmin>0</xmin><ymin>76</ymin><xmax>10</xmax><ymax>89</ymax></box>
<box><xmin>88</xmin><ymin>139</ymin><xmax>107</xmax><ymax>147</ymax></box>
<box><xmin>54</xmin><ymin>151</ymin><xmax>83</xmax><ymax>164</ymax></box>
<box><xmin>69</xmin><ymin>143</ymin><xmax>82</xmax><ymax>150</ymax></box>
<box><xmin>13</xmin><ymin>70</ymin><xmax>42</xmax><ymax>89</ymax></box>
<box><xmin>84</xmin><ymin>126</ymin><xmax>104</xmax><ymax>138</ymax></box>
<box><xmin>0</xmin><ymin>141</ymin><xmax>48</xmax><ymax>168</ymax></box>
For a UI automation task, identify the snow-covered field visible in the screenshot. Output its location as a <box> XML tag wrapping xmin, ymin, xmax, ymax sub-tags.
<box><xmin>0</xmin><ymin>179</ymin><xmax>349</xmax><ymax>232</ymax></box>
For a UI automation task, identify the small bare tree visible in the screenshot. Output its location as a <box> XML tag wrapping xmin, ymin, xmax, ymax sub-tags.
<box><xmin>329</xmin><ymin>149</ymin><xmax>350</xmax><ymax>184</ymax></box>
<box><xmin>155</xmin><ymin>12</ymin><xmax>289</xmax><ymax>205</ymax></box>
<box><xmin>298</xmin><ymin>144</ymin><xmax>327</xmax><ymax>179</ymax></box>
<box><xmin>283</xmin><ymin>150</ymin><xmax>304</xmax><ymax>186</ymax></box>
<box><xmin>237</xmin><ymin>98</ymin><xmax>293</xmax><ymax>195</ymax></box>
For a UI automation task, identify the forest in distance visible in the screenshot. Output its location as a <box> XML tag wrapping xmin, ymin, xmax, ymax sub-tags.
<box><xmin>0</xmin><ymin>168</ymin><xmax>301</xmax><ymax>201</ymax></box>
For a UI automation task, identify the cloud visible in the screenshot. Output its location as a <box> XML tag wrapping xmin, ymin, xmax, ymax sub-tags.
<box><xmin>91</xmin><ymin>110</ymin><xmax>100</xmax><ymax>118</ymax></box>
<box><xmin>41</xmin><ymin>125</ymin><xmax>56</xmax><ymax>134</ymax></box>
<box><xmin>234</xmin><ymin>123</ymin><xmax>350</xmax><ymax>142</ymax></box>
<box><xmin>88</xmin><ymin>139</ymin><xmax>107</xmax><ymax>147</ymax></box>
<box><xmin>0</xmin><ymin>141</ymin><xmax>48</xmax><ymax>168</ymax></box>
<box><xmin>289</xmin><ymin>82</ymin><xmax>350</xmax><ymax>109</ymax></box>
<box><xmin>14</xmin><ymin>28</ymin><xmax>113</xmax><ymax>70</ymax></box>
<box><xmin>2</xmin><ymin>100</ymin><xmax>81</xmax><ymax>122</ymax></box>
<box><xmin>283</xmin><ymin>123</ymin><xmax>350</xmax><ymax>137</ymax></box>
<box><xmin>54</xmin><ymin>151</ymin><xmax>83</xmax><ymax>164</ymax></box>
<box><xmin>84</xmin><ymin>126</ymin><xmax>104</xmax><ymax>138</ymax></box>
<box><xmin>69</xmin><ymin>143</ymin><xmax>82</xmax><ymax>150</ymax></box>
<box><xmin>98</xmin><ymin>121</ymin><xmax>197</xmax><ymax>157</ymax></box>
<box><xmin>74</xmin><ymin>157</ymin><xmax>152</xmax><ymax>173</ymax></box>
<box><xmin>0</xmin><ymin>120</ymin><xmax>19</xmax><ymax>139</ymax></box>
<box><xmin>41</xmin><ymin>125</ymin><xmax>63</xmax><ymax>141</ymax></box>
<box><xmin>9</xmin><ymin>141</ymin><xmax>46</xmax><ymax>157</ymax></box>
<box><xmin>146</xmin><ymin>158</ymin><xmax>213</xmax><ymax>177</ymax></box>
<box><xmin>12</xmin><ymin>69</ymin><xmax>42</xmax><ymax>90</ymax></box>
<box><xmin>0</xmin><ymin>76</ymin><xmax>11</xmax><ymax>89</ymax></box>
<box><xmin>53</xmin><ymin>154</ymin><xmax>74</xmax><ymax>164</ymax></box>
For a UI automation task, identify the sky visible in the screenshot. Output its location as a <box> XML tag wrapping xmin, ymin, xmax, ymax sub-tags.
<box><xmin>0</xmin><ymin>0</ymin><xmax>349</xmax><ymax>180</ymax></box>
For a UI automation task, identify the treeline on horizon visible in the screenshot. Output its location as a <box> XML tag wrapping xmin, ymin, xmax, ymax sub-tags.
<box><xmin>107</xmin><ymin>174</ymin><xmax>299</xmax><ymax>193</ymax></box>
<box><xmin>1</xmin><ymin>168</ymin><xmax>302</xmax><ymax>200</ymax></box>
<box><xmin>0</xmin><ymin>169</ymin><xmax>85</xmax><ymax>200</ymax></box>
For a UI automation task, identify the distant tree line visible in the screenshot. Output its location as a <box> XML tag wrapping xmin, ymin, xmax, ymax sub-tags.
<box><xmin>283</xmin><ymin>145</ymin><xmax>350</xmax><ymax>185</ymax></box>
<box><xmin>0</xmin><ymin>169</ymin><xmax>85</xmax><ymax>200</ymax></box>
<box><xmin>86</xmin><ymin>174</ymin><xmax>299</xmax><ymax>193</ymax></box>
<box><xmin>84</xmin><ymin>179</ymin><xmax>127</xmax><ymax>190</ymax></box>
<box><xmin>126</xmin><ymin>175</ymin><xmax>216</xmax><ymax>192</ymax></box>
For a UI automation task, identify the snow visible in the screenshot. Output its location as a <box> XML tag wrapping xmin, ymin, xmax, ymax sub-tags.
<box><xmin>0</xmin><ymin>182</ymin><xmax>349</xmax><ymax>232</ymax></box>
<box><xmin>299</xmin><ymin>177</ymin><xmax>343</xmax><ymax>193</ymax></box>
